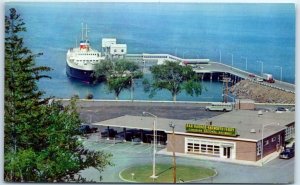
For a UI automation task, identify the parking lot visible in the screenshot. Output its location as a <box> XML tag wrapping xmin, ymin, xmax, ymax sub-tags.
<box><xmin>81</xmin><ymin>134</ymin><xmax>165</xmax><ymax>156</ymax></box>
<box><xmin>76</xmin><ymin>101</ymin><xmax>295</xmax><ymax>183</ymax></box>
<box><xmin>79</xmin><ymin>133</ymin><xmax>294</xmax><ymax>183</ymax></box>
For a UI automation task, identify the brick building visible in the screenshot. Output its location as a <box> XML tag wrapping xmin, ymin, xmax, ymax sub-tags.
<box><xmin>93</xmin><ymin>110</ymin><xmax>294</xmax><ymax>162</ymax></box>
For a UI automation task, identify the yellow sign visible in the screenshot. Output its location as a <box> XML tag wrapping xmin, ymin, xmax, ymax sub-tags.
<box><xmin>185</xmin><ymin>124</ymin><xmax>237</xmax><ymax>137</ymax></box>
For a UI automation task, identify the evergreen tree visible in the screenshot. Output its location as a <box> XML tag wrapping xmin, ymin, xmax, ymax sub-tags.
<box><xmin>4</xmin><ymin>8</ymin><xmax>112</xmax><ymax>182</ymax></box>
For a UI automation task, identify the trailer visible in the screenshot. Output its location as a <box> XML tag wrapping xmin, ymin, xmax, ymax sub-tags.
<box><xmin>262</xmin><ymin>73</ymin><xmax>275</xmax><ymax>83</ymax></box>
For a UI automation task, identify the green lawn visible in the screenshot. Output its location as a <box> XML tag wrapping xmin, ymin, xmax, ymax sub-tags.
<box><xmin>120</xmin><ymin>163</ymin><xmax>216</xmax><ymax>183</ymax></box>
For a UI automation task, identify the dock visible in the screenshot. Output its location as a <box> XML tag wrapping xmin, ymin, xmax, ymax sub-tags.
<box><xmin>125</xmin><ymin>53</ymin><xmax>295</xmax><ymax>94</ymax></box>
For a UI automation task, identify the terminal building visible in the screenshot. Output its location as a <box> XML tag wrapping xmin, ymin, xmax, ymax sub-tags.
<box><xmin>93</xmin><ymin>110</ymin><xmax>294</xmax><ymax>162</ymax></box>
<box><xmin>102</xmin><ymin>38</ymin><xmax>127</xmax><ymax>59</ymax></box>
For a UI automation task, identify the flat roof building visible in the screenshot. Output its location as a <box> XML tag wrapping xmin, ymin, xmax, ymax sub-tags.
<box><xmin>92</xmin><ymin>110</ymin><xmax>294</xmax><ymax>162</ymax></box>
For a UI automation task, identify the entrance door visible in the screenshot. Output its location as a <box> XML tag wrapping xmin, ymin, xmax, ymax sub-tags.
<box><xmin>223</xmin><ymin>147</ymin><xmax>231</xmax><ymax>158</ymax></box>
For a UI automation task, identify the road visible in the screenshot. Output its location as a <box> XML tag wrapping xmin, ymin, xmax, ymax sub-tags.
<box><xmin>193</xmin><ymin>62</ymin><xmax>295</xmax><ymax>93</ymax></box>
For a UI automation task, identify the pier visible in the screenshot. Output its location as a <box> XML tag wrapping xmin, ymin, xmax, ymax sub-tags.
<box><xmin>126</xmin><ymin>53</ymin><xmax>295</xmax><ymax>94</ymax></box>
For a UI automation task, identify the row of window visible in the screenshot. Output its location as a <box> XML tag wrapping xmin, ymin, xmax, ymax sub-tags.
<box><xmin>76</xmin><ymin>60</ymin><xmax>99</xmax><ymax>62</ymax></box>
<box><xmin>264</xmin><ymin>135</ymin><xmax>279</xmax><ymax>146</ymax></box>
<box><xmin>78</xmin><ymin>53</ymin><xmax>100</xmax><ymax>56</ymax></box>
<box><xmin>285</xmin><ymin>126</ymin><xmax>294</xmax><ymax>141</ymax></box>
<box><xmin>112</xmin><ymin>49</ymin><xmax>125</xmax><ymax>52</ymax></box>
<box><xmin>143</xmin><ymin>55</ymin><xmax>168</xmax><ymax>59</ymax></box>
<box><xmin>187</xmin><ymin>143</ymin><xmax>220</xmax><ymax>155</ymax></box>
<box><xmin>210</xmin><ymin>104</ymin><xmax>232</xmax><ymax>107</ymax></box>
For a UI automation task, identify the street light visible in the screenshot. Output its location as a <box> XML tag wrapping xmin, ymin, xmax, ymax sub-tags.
<box><xmin>256</xmin><ymin>60</ymin><xmax>264</xmax><ymax>76</ymax></box>
<box><xmin>261</xmin><ymin>123</ymin><xmax>280</xmax><ymax>165</ymax></box>
<box><xmin>183</xmin><ymin>51</ymin><xmax>189</xmax><ymax>59</ymax></box>
<box><xmin>142</xmin><ymin>111</ymin><xmax>158</xmax><ymax>180</ymax></box>
<box><xmin>228</xmin><ymin>53</ymin><xmax>233</xmax><ymax>69</ymax></box>
<box><xmin>169</xmin><ymin>123</ymin><xmax>176</xmax><ymax>183</ymax></box>
<box><xmin>275</xmin><ymin>66</ymin><xmax>283</xmax><ymax>81</ymax></box>
<box><xmin>241</xmin><ymin>56</ymin><xmax>248</xmax><ymax>71</ymax></box>
<box><xmin>219</xmin><ymin>50</ymin><xmax>222</xmax><ymax>63</ymax></box>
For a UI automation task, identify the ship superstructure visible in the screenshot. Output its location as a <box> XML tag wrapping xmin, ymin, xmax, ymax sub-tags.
<box><xmin>66</xmin><ymin>24</ymin><xmax>105</xmax><ymax>83</ymax></box>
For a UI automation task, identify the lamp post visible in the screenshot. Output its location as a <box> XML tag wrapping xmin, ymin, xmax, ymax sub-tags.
<box><xmin>275</xmin><ymin>66</ymin><xmax>282</xmax><ymax>81</ymax></box>
<box><xmin>183</xmin><ymin>51</ymin><xmax>189</xmax><ymax>59</ymax></box>
<box><xmin>256</xmin><ymin>60</ymin><xmax>264</xmax><ymax>76</ymax></box>
<box><xmin>143</xmin><ymin>111</ymin><xmax>158</xmax><ymax>180</ymax></box>
<box><xmin>169</xmin><ymin>123</ymin><xmax>176</xmax><ymax>183</ymax></box>
<box><xmin>219</xmin><ymin>50</ymin><xmax>222</xmax><ymax>63</ymax></box>
<box><xmin>261</xmin><ymin>123</ymin><xmax>280</xmax><ymax>165</ymax></box>
<box><xmin>241</xmin><ymin>56</ymin><xmax>248</xmax><ymax>71</ymax></box>
<box><xmin>228</xmin><ymin>53</ymin><xmax>233</xmax><ymax>69</ymax></box>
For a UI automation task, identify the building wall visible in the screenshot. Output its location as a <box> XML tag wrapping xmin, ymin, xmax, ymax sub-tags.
<box><xmin>167</xmin><ymin>134</ymin><xmax>258</xmax><ymax>161</ymax></box>
<box><xmin>257</xmin><ymin>130</ymin><xmax>285</xmax><ymax>160</ymax></box>
<box><xmin>235</xmin><ymin>99</ymin><xmax>255</xmax><ymax>110</ymax></box>
<box><xmin>235</xmin><ymin>140</ymin><xmax>257</xmax><ymax>161</ymax></box>
<box><xmin>167</xmin><ymin>134</ymin><xmax>185</xmax><ymax>153</ymax></box>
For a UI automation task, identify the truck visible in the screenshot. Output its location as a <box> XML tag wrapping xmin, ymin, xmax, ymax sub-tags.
<box><xmin>262</xmin><ymin>73</ymin><xmax>275</xmax><ymax>83</ymax></box>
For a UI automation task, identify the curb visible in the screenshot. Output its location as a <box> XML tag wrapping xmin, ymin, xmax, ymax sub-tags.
<box><xmin>181</xmin><ymin>168</ymin><xmax>218</xmax><ymax>183</ymax></box>
<box><xmin>118</xmin><ymin>165</ymin><xmax>217</xmax><ymax>183</ymax></box>
<box><xmin>118</xmin><ymin>167</ymin><xmax>137</xmax><ymax>183</ymax></box>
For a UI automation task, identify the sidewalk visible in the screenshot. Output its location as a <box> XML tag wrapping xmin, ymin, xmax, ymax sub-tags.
<box><xmin>156</xmin><ymin>148</ymin><xmax>280</xmax><ymax>167</ymax></box>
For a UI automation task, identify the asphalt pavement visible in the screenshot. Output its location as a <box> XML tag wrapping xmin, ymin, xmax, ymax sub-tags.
<box><xmin>78</xmin><ymin>101</ymin><xmax>224</xmax><ymax>123</ymax></box>
<box><xmin>79</xmin><ymin>134</ymin><xmax>294</xmax><ymax>183</ymax></box>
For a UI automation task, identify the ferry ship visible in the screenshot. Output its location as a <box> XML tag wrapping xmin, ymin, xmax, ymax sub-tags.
<box><xmin>66</xmin><ymin>24</ymin><xmax>105</xmax><ymax>83</ymax></box>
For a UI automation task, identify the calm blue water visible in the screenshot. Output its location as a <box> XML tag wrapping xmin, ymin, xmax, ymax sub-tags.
<box><xmin>5</xmin><ymin>3</ymin><xmax>295</xmax><ymax>101</ymax></box>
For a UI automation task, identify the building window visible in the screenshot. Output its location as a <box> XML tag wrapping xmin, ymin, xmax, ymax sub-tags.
<box><xmin>201</xmin><ymin>144</ymin><xmax>206</xmax><ymax>152</ymax></box>
<box><xmin>271</xmin><ymin>137</ymin><xmax>276</xmax><ymax>142</ymax></box>
<box><xmin>214</xmin><ymin>146</ymin><xmax>220</xmax><ymax>154</ymax></box>
<box><xmin>186</xmin><ymin>138</ymin><xmax>222</xmax><ymax>156</ymax></box>
<box><xmin>257</xmin><ymin>141</ymin><xmax>262</xmax><ymax>156</ymax></box>
<box><xmin>264</xmin><ymin>140</ymin><xmax>269</xmax><ymax>146</ymax></box>
<box><xmin>121</xmin><ymin>49</ymin><xmax>124</xmax><ymax>52</ymax></box>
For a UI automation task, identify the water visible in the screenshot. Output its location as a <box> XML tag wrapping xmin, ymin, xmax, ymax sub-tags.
<box><xmin>5</xmin><ymin>3</ymin><xmax>295</xmax><ymax>101</ymax></box>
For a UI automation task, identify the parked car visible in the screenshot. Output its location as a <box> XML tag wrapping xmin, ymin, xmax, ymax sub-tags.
<box><xmin>101</xmin><ymin>128</ymin><xmax>117</xmax><ymax>138</ymax></box>
<box><xmin>275</xmin><ymin>107</ymin><xmax>289</xmax><ymax>113</ymax></box>
<box><xmin>248</xmin><ymin>73</ymin><xmax>255</xmax><ymax>78</ymax></box>
<box><xmin>132</xmin><ymin>137</ymin><xmax>142</xmax><ymax>144</ymax></box>
<box><xmin>79</xmin><ymin>124</ymin><xmax>98</xmax><ymax>134</ymax></box>
<box><xmin>279</xmin><ymin>147</ymin><xmax>295</xmax><ymax>159</ymax></box>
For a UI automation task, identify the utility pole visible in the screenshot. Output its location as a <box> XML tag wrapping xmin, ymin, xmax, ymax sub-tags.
<box><xmin>169</xmin><ymin>123</ymin><xmax>176</xmax><ymax>183</ymax></box>
<box><xmin>222</xmin><ymin>75</ymin><xmax>231</xmax><ymax>103</ymax></box>
<box><xmin>130</xmin><ymin>75</ymin><xmax>134</xmax><ymax>101</ymax></box>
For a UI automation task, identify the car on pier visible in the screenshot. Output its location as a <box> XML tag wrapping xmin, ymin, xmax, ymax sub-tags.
<box><xmin>248</xmin><ymin>73</ymin><xmax>255</xmax><ymax>78</ymax></box>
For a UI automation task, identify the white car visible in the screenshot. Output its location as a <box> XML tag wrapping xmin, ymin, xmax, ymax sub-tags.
<box><xmin>275</xmin><ymin>107</ymin><xmax>289</xmax><ymax>113</ymax></box>
<box><xmin>256</xmin><ymin>78</ymin><xmax>263</xmax><ymax>82</ymax></box>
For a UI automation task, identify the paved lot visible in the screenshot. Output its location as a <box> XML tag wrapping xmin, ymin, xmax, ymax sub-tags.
<box><xmin>75</xmin><ymin>101</ymin><xmax>294</xmax><ymax>183</ymax></box>
<box><xmin>77</xmin><ymin>101</ymin><xmax>225</xmax><ymax>123</ymax></box>
<box><xmin>79</xmin><ymin>134</ymin><xmax>294</xmax><ymax>183</ymax></box>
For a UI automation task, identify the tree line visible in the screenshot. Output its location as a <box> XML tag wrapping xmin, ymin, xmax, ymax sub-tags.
<box><xmin>92</xmin><ymin>59</ymin><xmax>202</xmax><ymax>102</ymax></box>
